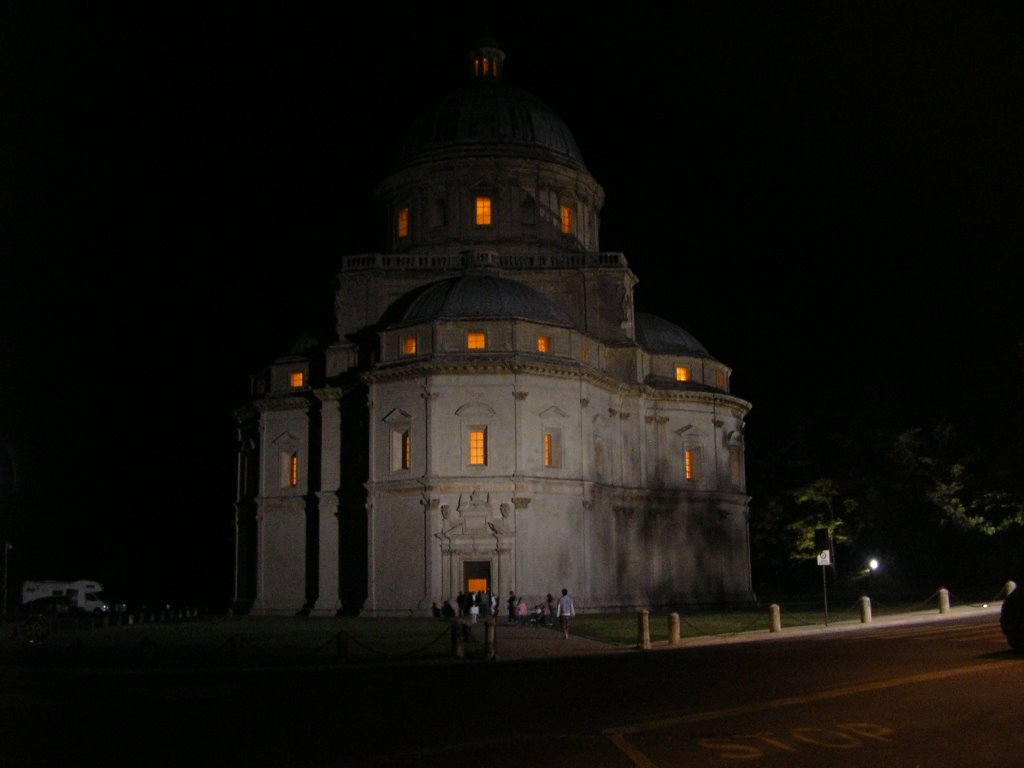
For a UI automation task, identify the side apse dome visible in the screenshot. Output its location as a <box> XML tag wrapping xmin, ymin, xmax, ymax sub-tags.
<box><xmin>635</xmin><ymin>312</ymin><xmax>714</xmax><ymax>358</ymax></box>
<box><xmin>395</xmin><ymin>274</ymin><xmax>574</xmax><ymax>328</ymax></box>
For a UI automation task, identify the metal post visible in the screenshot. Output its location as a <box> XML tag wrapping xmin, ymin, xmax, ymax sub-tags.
<box><xmin>822</xmin><ymin>565</ymin><xmax>829</xmax><ymax>626</ymax></box>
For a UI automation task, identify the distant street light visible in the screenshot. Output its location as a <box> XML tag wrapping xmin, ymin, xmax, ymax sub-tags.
<box><xmin>869</xmin><ymin>558</ymin><xmax>879</xmax><ymax>572</ymax></box>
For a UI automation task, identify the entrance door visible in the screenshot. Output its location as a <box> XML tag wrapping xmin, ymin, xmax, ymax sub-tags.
<box><xmin>463</xmin><ymin>560</ymin><xmax>491</xmax><ymax>595</ymax></box>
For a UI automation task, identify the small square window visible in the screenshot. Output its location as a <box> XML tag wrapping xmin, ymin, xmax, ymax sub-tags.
<box><xmin>537</xmin><ymin>336</ymin><xmax>551</xmax><ymax>353</ymax></box>
<box><xmin>475</xmin><ymin>196</ymin><xmax>492</xmax><ymax>226</ymax></box>
<box><xmin>403</xmin><ymin>337</ymin><xmax>417</xmax><ymax>355</ymax></box>
<box><xmin>466</xmin><ymin>331</ymin><xmax>486</xmax><ymax>350</ymax></box>
<box><xmin>290</xmin><ymin>371</ymin><xmax>304</xmax><ymax>388</ymax></box>
<box><xmin>675</xmin><ymin>366</ymin><xmax>690</xmax><ymax>382</ymax></box>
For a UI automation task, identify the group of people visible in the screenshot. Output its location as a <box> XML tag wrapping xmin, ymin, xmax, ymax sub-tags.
<box><xmin>505</xmin><ymin>588</ymin><xmax>576</xmax><ymax>637</ymax></box>
<box><xmin>433</xmin><ymin>588</ymin><xmax>576</xmax><ymax>638</ymax></box>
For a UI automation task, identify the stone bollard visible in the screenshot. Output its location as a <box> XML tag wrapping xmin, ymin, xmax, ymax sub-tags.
<box><xmin>668</xmin><ymin>612</ymin><xmax>681</xmax><ymax>645</ymax></box>
<box><xmin>938</xmin><ymin>587</ymin><xmax>950</xmax><ymax>614</ymax></box>
<box><xmin>769</xmin><ymin>603</ymin><xmax>782</xmax><ymax>633</ymax></box>
<box><xmin>451</xmin><ymin>621</ymin><xmax>464</xmax><ymax>659</ymax></box>
<box><xmin>484</xmin><ymin>617</ymin><xmax>497</xmax><ymax>661</ymax></box>
<box><xmin>860</xmin><ymin>595</ymin><xmax>872</xmax><ymax>623</ymax></box>
<box><xmin>637</xmin><ymin>610</ymin><xmax>651</xmax><ymax>650</ymax></box>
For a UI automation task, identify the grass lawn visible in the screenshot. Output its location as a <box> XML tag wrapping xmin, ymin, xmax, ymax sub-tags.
<box><xmin>0</xmin><ymin>593</ymin><xmax>972</xmax><ymax>668</ymax></box>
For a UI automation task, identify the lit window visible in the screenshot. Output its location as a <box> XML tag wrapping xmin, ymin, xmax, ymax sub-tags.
<box><xmin>403</xmin><ymin>337</ymin><xmax>417</xmax><ymax>355</ymax></box>
<box><xmin>581</xmin><ymin>344</ymin><xmax>589</xmax><ymax>364</ymax></box>
<box><xmin>543</xmin><ymin>430</ymin><xmax>562</xmax><ymax>468</ymax></box>
<box><xmin>675</xmin><ymin>366</ymin><xmax>689</xmax><ymax>382</ymax></box>
<box><xmin>391</xmin><ymin>427</ymin><xmax>411</xmax><ymax>471</ymax></box>
<box><xmin>289</xmin><ymin>453</ymin><xmax>298</xmax><ymax>487</ymax></box>
<box><xmin>466</xmin><ymin>331</ymin><xmax>486</xmax><ymax>350</ymax></box>
<box><xmin>560</xmin><ymin>205</ymin><xmax>573</xmax><ymax>234</ymax></box>
<box><xmin>397</xmin><ymin>207</ymin><xmax>410</xmax><ymax>238</ymax></box>
<box><xmin>684</xmin><ymin>448</ymin><xmax>700</xmax><ymax>481</ymax></box>
<box><xmin>475</xmin><ymin>196</ymin><xmax>492</xmax><ymax>226</ymax></box>
<box><xmin>290</xmin><ymin>371</ymin><xmax>304</xmax><ymax>388</ymax></box>
<box><xmin>469</xmin><ymin>428</ymin><xmax>487</xmax><ymax>465</ymax></box>
<box><xmin>716</xmin><ymin>371</ymin><xmax>726</xmax><ymax>389</ymax></box>
<box><xmin>537</xmin><ymin>336</ymin><xmax>551</xmax><ymax>353</ymax></box>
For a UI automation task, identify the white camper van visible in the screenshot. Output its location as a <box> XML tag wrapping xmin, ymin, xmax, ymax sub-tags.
<box><xmin>22</xmin><ymin>580</ymin><xmax>111</xmax><ymax>614</ymax></box>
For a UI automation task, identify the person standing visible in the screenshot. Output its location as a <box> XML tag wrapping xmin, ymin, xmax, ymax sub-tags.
<box><xmin>556</xmin><ymin>588</ymin><xmax>575</xmax><ymax>638</ymax></box>
<box><xmin>545</xmin><ymin>593</ymin><xmax>556</xmax><ymax>627</ymax></box>
<box><xmin>515</xmin><ymin>597</ymin><xmax>529</xmax><ymax>626</ymax></box>
<box><xmin>507</xmin><ymin>591</ymin><xmax>517</xmax><ymax>624</ymax></box>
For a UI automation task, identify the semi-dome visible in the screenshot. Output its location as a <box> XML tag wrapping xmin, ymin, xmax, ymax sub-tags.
<box><xmin>635</xmin><ymin>312</ymin><xmax>714</xmax><ymax>358</ymax></box>
<box><xmin>397</xmin><ymin>37</ymin><xmax>587</xmax><ymax>170</ymax></box>
<box><xmin>395</xmin><ymin>274</ymin><xmax>574</xmax><ymax>328</ymax></box>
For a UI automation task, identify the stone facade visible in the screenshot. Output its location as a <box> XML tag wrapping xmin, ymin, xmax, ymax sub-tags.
<box><xmin>233</xmin><ymin>37</ymin><xmax>754</xmax><ymax>616</ymax></box>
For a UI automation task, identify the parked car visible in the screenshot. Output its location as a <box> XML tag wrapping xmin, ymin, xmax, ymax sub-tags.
<box><xmin>1000</xmin><ymin>585</ymin><xmax>1024</xmax><ymax>651</ymax></box>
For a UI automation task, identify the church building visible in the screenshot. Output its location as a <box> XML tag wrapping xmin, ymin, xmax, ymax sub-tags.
<box><xmin>232</xmin><ymin>37</ymin><xmax>754</xmax><ymax>616</ymax></box>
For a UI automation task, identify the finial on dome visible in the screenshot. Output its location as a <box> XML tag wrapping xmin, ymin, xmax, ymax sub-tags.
<box><xmin>469</xmin><ymin>32</ymin><xmax>505</xmax><ymax>81</ymax></box>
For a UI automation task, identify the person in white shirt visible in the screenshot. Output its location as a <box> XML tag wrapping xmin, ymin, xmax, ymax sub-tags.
<box><xmin>555</xmin><ymin>588</ymin><xmax>575</xmax><ymax>638</ymax></box>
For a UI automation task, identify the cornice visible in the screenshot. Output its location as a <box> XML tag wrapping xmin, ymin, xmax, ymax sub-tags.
<box><xmin>252</xmin><ymin>395</ymin><xmax>314</xmax><ymax>414</ymax></box>
<box><xmin>363</xmin><ymin>357</ymin><xmax>751</xmax><ymax>414</ymax></box>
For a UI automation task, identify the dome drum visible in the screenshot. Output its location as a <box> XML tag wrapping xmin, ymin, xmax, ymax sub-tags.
<box><xmin>376</xmin><ymin>155</ymin><xmax>603</xmax><ymax>256</ymax></box>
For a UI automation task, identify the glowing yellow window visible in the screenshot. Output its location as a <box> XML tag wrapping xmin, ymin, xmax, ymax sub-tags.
<box><xmin>475</xmin><ymin>196</ymin><xmax>492</xmax><ymax>226</ymax></box>
<box><xmin>466</xmin><ymin>331</ymin><xmax>486</xmax><ymax>350</ymax></box>
<box><xmin>402</xmin><ymin>337</ymin><xmax>417</xmax><ymax>355</ymax></box>
<box><xmin>401</xmin><ymin>431</ymin><xmax>411</xmax><ymax>470</ymax></box>
<box><xmin>560</xmin><ymin>205</ymin><xmax>573</xmax><ymax>234</ymax></box>
<box><xmin>290</xmin><ymin>371</ymin><xmax>304</xmax><ymax>388</ymax></box>
<box><xmin>716</xmin><ymin>371</ymin><xmax>726</xmax><ymax>388</ymax></box>
<box><xmin>544</xmin><ymin>433</ymin><xmax>553</xmax><ymax>466</ymax></box>
<box><xmin>537</xmin><ymin>336</ymin><xmax>551</xmax><ymax>353</ymax></box>
<box><xmin>684</xmin><ymin>449</ymin><xmax>696</xmax><ymax>481</ymax></box>
<box><xmin>469</xmin><ymin>429</ymin><xmax>487</xmax><ymax>465</ymax></box>
<box><xmin>397</xmin><ymin>207</ymin><xmax>410</xmax><ymax>238</ymax></box>
<box><xmin>289</xmin><ymin>453</ymin><xmax>298</xmax><ymax>487</ymax></box>
<box><xmin>675</xmin><ymin>366</ymin><xmax>690</xmax><ymax>382</ymax></box>
<box><xmin>581</xmin><ymin>344</ymin><xmax>590</xmax><ymax>364</ymax></box>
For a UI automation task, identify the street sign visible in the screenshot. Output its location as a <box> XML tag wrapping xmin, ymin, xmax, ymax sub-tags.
<box><xmin>817</xmin><ymin>549</ymin><xmax>831</xmax><ymax>566</ymax></box>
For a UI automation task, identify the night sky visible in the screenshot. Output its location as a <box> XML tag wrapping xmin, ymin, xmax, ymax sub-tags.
<box><xmin>2</xmin><ymin>4</ymin><xmax>1022</xmax><ymax>607</ymax></box>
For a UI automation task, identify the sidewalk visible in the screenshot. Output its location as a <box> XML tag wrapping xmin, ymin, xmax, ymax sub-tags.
<box><xmin>485</xmin><ymin>603</ymin><xmax>1004</xmax><ymax>662</ymax></box>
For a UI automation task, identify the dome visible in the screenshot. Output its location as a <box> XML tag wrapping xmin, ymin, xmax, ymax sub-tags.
<box><xmin>397</xmin><ymin>38</ymin><xmax>587</xmax><ymax>170</ymax></box>
<box><xmin>395</xmin><ymin>274</ymin><xmax>574</xmax><ymax>328</ymax></box>
<box><xmin>635</xmin><ymin>312</ymin><xmax>714</xmax><ymax>358</ymax></box>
